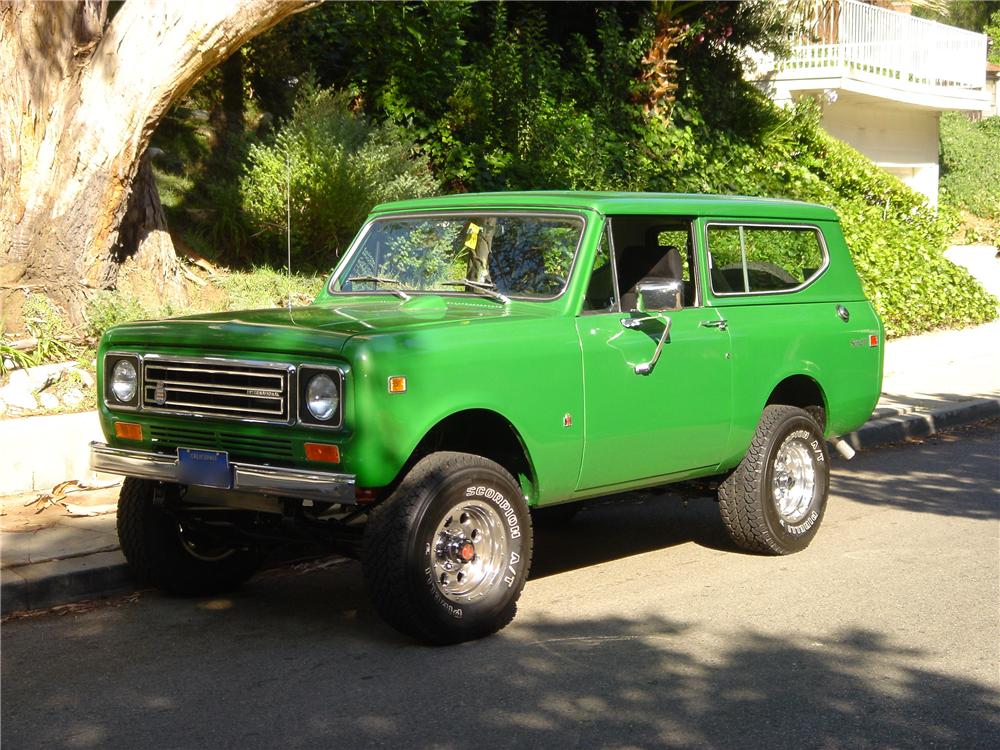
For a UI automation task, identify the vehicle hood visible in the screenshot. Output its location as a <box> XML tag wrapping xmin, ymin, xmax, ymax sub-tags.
<box><xmin>102</xmin><ymin>296</ymin><xmax>557</xmax><ymax>358</ymax></box>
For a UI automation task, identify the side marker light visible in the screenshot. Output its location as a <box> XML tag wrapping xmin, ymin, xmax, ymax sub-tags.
<box><xmin>305</xmin><ymin>443</ymin><xmax>340</xmax><ymax>463</ymax></box>
<box><xmin>869</xmin><ymin>335</ymin><xmax>879</xmax><ymax>347</ymax></box>
<box><xmin>388</xmin><ymin>376</ymin><xmax>407</xmax><ymax>394</ymax></box>
<box><xmin>114</xmin><ymin>422</ymin><xmax>143</xmax><ymax>441</ymax></box>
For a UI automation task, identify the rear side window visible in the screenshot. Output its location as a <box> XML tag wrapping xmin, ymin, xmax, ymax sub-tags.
<box><xmin>707</xmin><ymin>224</ymin><xmax>826</xmax><ymax>295</ymax></box>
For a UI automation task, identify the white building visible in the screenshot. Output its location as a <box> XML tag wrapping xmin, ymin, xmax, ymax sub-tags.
<box><xmin>753</xmin><ymin>0</ymin><xmax>990</xmax><ymax>206</ymax></box>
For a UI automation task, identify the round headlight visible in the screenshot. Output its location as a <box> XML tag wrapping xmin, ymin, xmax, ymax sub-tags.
<box><xmin>306</xmin><ymin>373</ymin><xmax>338</xmax><ymax>421</ymax></box>
<box><xmin>111</xmin><ymin>360</ymin><xmax>137</xmax><ymax>402</ymax></box>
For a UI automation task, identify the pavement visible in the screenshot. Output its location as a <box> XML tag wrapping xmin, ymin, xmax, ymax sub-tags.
<box><xmin>2</xmin><ymin>311</ymin><xmax>999</xmax><ymax>617</ymax></box>
<box><xmin>2</xmin><ymin>418</ymin><xmax>997</xmax><ymax>749</ymax></box>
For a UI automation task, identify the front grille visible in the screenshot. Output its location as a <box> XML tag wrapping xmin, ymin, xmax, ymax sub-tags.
<box><xmin>148</xmin><ymin>425</ymin><xmax>295</xmax><ymax>461</ymax></box>
<box><xmin>141</xmin><ymin>357</ymin><xmax>292</xmax><ymax>423</ymax></box>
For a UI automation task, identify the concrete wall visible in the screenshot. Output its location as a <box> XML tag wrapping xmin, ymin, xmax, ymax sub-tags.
<box><xmin>0</xmin><ymin>411</ymin><xmax>106</xmax><ymax>495</ymax></box>
<box><xmin>820</xmin><ymin>97</ymin><xmax>941</xmax><ymax>205</ymax></box>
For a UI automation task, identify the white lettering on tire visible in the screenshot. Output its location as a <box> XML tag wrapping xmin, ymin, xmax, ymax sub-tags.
<box><xmin>464</xmin><ymin>485</ymin><xmax>521</xmax><ymax>539</ymax></box>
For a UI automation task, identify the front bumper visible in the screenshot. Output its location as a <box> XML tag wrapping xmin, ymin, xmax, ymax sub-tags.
<box><xmin>89</xmin><ymin>442</ymin><xmax>357</xmax><ymax>504</ymax></box>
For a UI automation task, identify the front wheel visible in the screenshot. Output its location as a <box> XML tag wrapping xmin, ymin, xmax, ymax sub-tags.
<box><xmin>718</xmin><ymin>405</ymin><xmax>830</xmax><ymax>555</ymax></box>
<box><xmin>362</xmin><ymin>452</ymin><xmax>533</xmax><ymax>645</ymax></box>
<box><xmin>116</xmin><ymin>478</ymin><xmax>260</xmax><ymax>595</ymax></box>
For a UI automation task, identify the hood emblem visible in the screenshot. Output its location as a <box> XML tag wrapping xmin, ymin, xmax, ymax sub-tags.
<box><xmin>153</xmin><ymin>382</ymin><xmax>167</xmax><ymax>405</ymax></box>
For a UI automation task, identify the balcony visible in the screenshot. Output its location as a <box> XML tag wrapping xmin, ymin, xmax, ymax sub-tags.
<box><xmin>758</xmin><ymin>0</ymin><xmax>989</xmax><ymax>111</ymax></box>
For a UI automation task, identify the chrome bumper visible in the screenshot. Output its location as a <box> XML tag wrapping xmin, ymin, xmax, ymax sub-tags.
<box><xmin>89</xmin><ymin>442</ymin><xmax>356</xmax><ymax>504</ymax></box>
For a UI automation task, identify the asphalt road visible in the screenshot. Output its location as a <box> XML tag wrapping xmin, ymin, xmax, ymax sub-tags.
<box><xmin>2</xmin><ymin>422</ymin><xmax>998</xmax><ymax>750</ymax></box>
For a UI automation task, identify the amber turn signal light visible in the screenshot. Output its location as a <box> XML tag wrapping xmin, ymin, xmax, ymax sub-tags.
<box><xmin>388</xmin><ymin>375</ymin><xmax>407</xmax><ymax>394</ymax></box>
<box><xmin>305</xmin><ymin>442</ymin><xmax>340</xmax><ymax>463</ymax></box>
<box><xmin>114</xmin><ymin>422</ymin><xmax>143</xmax><ymax>441</ymax></box>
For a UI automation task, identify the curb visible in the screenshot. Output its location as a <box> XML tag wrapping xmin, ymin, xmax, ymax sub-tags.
<box><xmin>2</xmin><ymin>397</ymin><xmax>997</xmax><ymax>618</ymax></box>
<box><xmin>1</xmin><ymin>551</ymin><xmax>132</xmax><ymax>617</ymax></box>
<box><xmin>845</xmin><ymin>398</ymin><xmax>1000</xmax><ymax>450</ymax></box>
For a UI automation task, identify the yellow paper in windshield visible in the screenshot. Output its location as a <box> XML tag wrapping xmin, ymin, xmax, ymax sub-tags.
<box><xmin>464</xmin><ymin>223</ymin><xmax>481</xmax><ymax>251</ymax></box>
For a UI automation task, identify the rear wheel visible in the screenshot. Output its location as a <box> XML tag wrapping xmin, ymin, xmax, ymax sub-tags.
<box><xmin>116</xmin><ymin>478</ymin><xmax>260</xmax><ymax>595</ymax></box>
<box><xmin>718</xmin><ymin>405</ymin><xmax>829</xmax><ymax>555</ymax></box>
<box><xmin>362</xmin><ymin>452</ymin><xmax>533</xmax><ymax>645</ymax></box>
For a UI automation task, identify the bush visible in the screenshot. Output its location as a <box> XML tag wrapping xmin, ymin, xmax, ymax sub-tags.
<box><xmin>241</xmin><ymin>85</ymin><xmax>439</xmax><ymax>266</ymax></box>
<box><xmin>85</xmin><ymin>291</ymin><xmax>152</xmax><ymax>342</ymax></box>
<box><xmin>939</xmin><ymin>113</ymin><xmax>1000</xmax><ymax>229</ymax></box>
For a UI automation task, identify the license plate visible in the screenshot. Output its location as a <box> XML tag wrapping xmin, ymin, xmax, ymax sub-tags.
<box><xmin>177</xmin><ymin>448</ymin><xmax>232</xmax><ymax>489</ymax></box>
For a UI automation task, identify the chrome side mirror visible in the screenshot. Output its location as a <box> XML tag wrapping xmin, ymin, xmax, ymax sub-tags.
<box><xmin>627</xmin><ymin>278</ymin><xmax>681</xmax><ymax>375</ymax></box>
<box><xmin>636</xmin><ymin>278</ymin><xmax>683</xmax><ymax>313</ymax></box>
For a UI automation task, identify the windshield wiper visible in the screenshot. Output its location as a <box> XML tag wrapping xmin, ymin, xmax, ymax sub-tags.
<box><xmin>440</xmin><ymin>279</ymin><xmax>510</xmax><ymax>304</ymax></box>
<box><xmin>345</xmin><ymin>275</ymin><xmax>411</xmax><ymax>301</ymax></box>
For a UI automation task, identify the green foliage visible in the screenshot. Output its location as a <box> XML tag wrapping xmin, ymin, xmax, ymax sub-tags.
<box><xmin>241</xmin><ymin>84</ymin><xmax>439</xmax><ymax>266</ymax></box>
<box><xmin>22</xmin><ymin>295</ymin><xmax>78</xmax><ymax>363</ymax></box>
<box><xmin>214</xmin><ymin>267</ymin><xmax>326</xmax><ymax>310</ymax></box>
<box><xmin>85</xmin><ymin>292</ymin><xmax>152</xmax><ymax>342</ymax></box>
<box><xmin>0</xmin><ymin>341</ymin><xmax>34</xmax><ymax>376</ymax></box>
<box><xmin>939</xmin><ymin>113</ymin><xmax>1000</xmax><ymax>221</ymax></box>
<box><xmin>987</xmin><ymin>9</ymin><xmax>1000</xmax><ymax>64</ymax></box>
<box><xmin>2</xmin><ymin>295</ymin><xmax>81</xmax><ymax>375</ymax></box>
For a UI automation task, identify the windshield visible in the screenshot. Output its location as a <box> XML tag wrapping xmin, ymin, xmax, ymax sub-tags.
<box><xmin>331</xmin><ymin>213</ymin><xmax>584</xmax><ymax>300</ymax></box>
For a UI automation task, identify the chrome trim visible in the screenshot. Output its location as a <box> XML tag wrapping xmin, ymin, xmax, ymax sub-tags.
<box><xmin>140</xmin><ymin>354</ymin><xmax>296</xmax><ymax>425</ymax></box>
<box><xmin>327</xmin><ymin>211</ymin><xmax>589</xmax><ymax>303</ymax></box>
<box><xmin>703</xmin><ymin>222</ymin><xmax>831</xmax><ymax>298</ymax></box>
<box><xmin>102</xmin><ymin>351</ymin><xmax>142</xmax><ymax>412</ymax></box>
<box><xmin>143</xmin><ymin>353</ymin><xmax>296</xmax><ymax>371</ymax></box>
<box><xmin>103</xmin><ymin>353</ymin><xmax>348</xmax><ymax>431</ymax></box>
<box><xmin>297</xmin><ymin>364</ymin><xmax>346</xmax><ymax>430</ymax></box>
<box><xmin>90</xmin><ymin>442</ymin><xmax>356</xmax><ymax>504</ymax></box>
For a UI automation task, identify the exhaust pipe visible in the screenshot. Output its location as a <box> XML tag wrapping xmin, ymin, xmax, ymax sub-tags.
<box><xmin>831</xmin><ymin>437</ymin><xmax>856</xmax><ymax>460</ymax></box>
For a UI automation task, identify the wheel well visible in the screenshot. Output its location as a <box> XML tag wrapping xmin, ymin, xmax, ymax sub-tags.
<box><xmin>766</xmin><ymin>375</ymin><xmax>827</xmax><ymax>429</ymax></box>
<box><xmin>412</xmin><ymin>410</ymin><xmax>537</xmax><ymax>501</ymax></box>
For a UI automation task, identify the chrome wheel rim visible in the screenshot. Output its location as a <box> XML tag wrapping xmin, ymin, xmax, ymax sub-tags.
<box><xmin>431</xmin><ymin>500</ymin><xmax>508</xmax><ymax>603</ymax></box>
<box><xmin>771</xmin><ymin>437</ymin><xmax>817</xmax><ymax>524</ymax></box>
<box><xmin>177</xmin><ymin>523</ymin><xmax>236</xmax><ymax>562</ymax></box>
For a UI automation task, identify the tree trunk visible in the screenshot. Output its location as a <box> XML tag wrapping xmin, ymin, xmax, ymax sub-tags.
<box><xmin>0</xmin><ymin>0</ymin><xmax>314</xmax><ymax>331</ymax></box>
<box><xmin>112</xmin><ymin>151</ymin><xmax>187</xmax><ymax>310</ymax></box>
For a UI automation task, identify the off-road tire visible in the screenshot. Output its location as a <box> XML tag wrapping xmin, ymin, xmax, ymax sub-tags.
<box><xmin>362</xmin><ymin>452</ymin><xmax>533</xmax><ymax>645</ymax></box>
<box><xmin>116</xmin><ymin>477</ymin><xmax>260</xmax><ymax>595</ymax></box>
<box><xmin>718</xmin><ymin>405</ymin><xmax>830</xmax><ymax>555</ymax></box>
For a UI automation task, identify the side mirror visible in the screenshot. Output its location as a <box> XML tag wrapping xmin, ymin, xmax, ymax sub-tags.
<box><xmin>636</xmin><ymin>278</ymin><xmax>683</xmax><ymax>313</ymax></box>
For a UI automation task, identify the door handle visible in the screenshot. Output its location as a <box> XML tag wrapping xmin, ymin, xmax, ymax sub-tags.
<box><xmin>700</xmin><ymin>319</ymin><xmax>728</xmax><ymax>330</ymax></box>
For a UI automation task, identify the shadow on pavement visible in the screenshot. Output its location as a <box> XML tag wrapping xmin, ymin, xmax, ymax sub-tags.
<box><xmin>531</xmin><ymin>492</ymin><xmax>736</xmax><ymax>579</ymax></box>
<box><xmin>833</xmin><ymin>418</ymin><xmax>998</xmax><ymax>520</ymax></box>
<box><xmin>3</xmin><ymin>592</ymin><xmax>997</xmax><ymax>749</ymax></box>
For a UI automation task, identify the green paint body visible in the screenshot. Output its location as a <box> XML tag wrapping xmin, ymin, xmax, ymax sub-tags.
<box><xmin>97</xmin><ymin>193</ymin><xmax>883</xmax><ymax>505</ymax></box>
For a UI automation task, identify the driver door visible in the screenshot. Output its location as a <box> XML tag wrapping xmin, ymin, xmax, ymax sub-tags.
<box><xmin>574</xmin><ymin>218</ymin><xmax>733</xmax><ymax>491</ymax></box>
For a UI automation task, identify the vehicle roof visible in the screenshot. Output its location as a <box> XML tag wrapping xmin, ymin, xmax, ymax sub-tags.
<box><xmin>371</xmin><ymin>191</ymin><xmax>839</xmax><ymax>221</ymax></box>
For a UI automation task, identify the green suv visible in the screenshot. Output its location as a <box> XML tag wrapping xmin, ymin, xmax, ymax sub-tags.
<box><xmin>93</xmin><ymin>192</ymin><xmax>883</xmax><ymax>643</ymax></box>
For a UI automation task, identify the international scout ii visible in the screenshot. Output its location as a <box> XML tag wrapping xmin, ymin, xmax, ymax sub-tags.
<box><xmin>92</xmin><ymin>192</ymin><xmax>883</xmax><ymax>643</ymax></box>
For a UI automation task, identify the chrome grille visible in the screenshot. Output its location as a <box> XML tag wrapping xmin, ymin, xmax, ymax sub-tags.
<box><xmin>141</xmin><ymin>357</ymin><xmax>292</xmax><ymax>423</ymax></box>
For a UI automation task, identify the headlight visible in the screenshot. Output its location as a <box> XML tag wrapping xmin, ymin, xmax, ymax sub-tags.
<box><xmin>306</xmin><ymin>373</ymin><xmax>338</xmax><ymax>421</ymax></box>
<box><xmin>111</xmin><ymin>360</ymin><xmax>137</xmax><ymax>402</ymax></box>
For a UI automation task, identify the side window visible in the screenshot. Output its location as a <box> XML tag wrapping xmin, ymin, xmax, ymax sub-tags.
<box><xmin>582</xmin><ymin>226</ymin><xmax>615</xmax><ymax>313</ymax></box>
<box><xmin>707</xmin><ymin>225</ymin><xmax>825</xmax><ymax>294</ymax></box>
<box><xmin>612</xmin><ymin>217</ymin><xmax>696</xmax><ymax>311</ymax></box>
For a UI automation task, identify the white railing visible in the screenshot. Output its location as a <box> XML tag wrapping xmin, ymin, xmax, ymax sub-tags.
<box><xmin>782</xmin><ymin>0</ymin><xmax>986</xmax><ymax>90</ymax></box>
